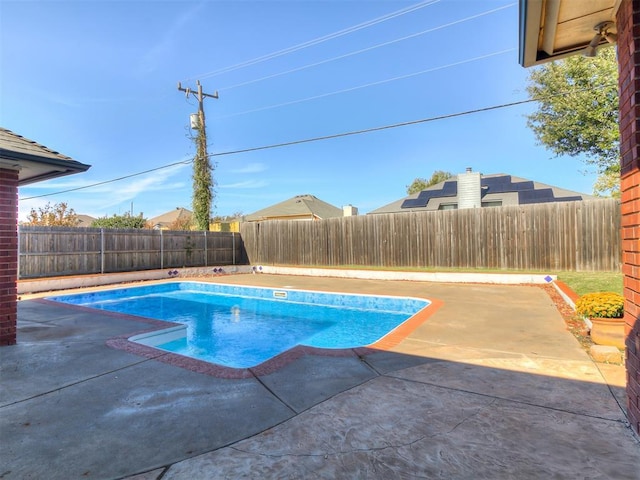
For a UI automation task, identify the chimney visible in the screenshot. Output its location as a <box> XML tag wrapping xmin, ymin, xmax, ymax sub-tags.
<box><xmin>457</xmin><ymin>167</ymin><xmax>481</xmax><ymax>209</ymax></box>
<box><xmin>343</xmin><ymin>205</ymin><xmax>358</xmax><ymax>217</ymax></box>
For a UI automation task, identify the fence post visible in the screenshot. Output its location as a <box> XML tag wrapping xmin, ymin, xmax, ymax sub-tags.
<box><xmin>160</xmin><ymin>229</ymin><xmax>164</xmax><ymax>270</ymax></box>
<box><xmin>204</xmin><ymin>230</ymin><xmax>208</xmax><ymax>267</ymax></box>
<box><xmin>100</xmin><ymin>228</ymin><xmax>105</xmax><ymax>274</ymax></box>
<box><xmin>232</xmin><ymin>232</ymin><xmax>236</xmax><ymax>265</ymax></box>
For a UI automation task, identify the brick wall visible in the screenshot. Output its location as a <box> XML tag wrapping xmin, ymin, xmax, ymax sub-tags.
<box><xmin>0</xmin><ymin>168</ymin><xmax>18</xmax><ymax>346</ymax></box>
<box><xmin>617</xmin><ymin>0</ymin><xmax>640</xmax><ymax>436</ymax></box>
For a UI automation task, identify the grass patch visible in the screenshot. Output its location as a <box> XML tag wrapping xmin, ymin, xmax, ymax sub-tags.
<box><xmin>556</xmin><ymin>271</ymin><xmax>623</xmax><ymax>296</ymax></box>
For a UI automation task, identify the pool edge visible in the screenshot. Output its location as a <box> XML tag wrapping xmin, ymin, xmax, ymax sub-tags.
<box><xmin>36</xmin><ymin>285</ymin><xmax>444</xmax><ymax>379</ymax></box>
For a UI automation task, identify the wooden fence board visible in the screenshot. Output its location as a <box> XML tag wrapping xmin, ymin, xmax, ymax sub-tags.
<box><xmin>18</xmin><ymin>227</ymin><xmax>244</xmax><ymax>278</ymax></box>
<box><xmin>239</xmin><ymin>199</ymin><xmax>621</xmax><ymax>272</ymax></box>
<box><xmin>23</xmin><ymin>201</ymin><xmax>616</xmax><ymax>277</ymax></box>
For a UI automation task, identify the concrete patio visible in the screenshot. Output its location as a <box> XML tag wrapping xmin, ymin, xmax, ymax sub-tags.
<box><xmin>1</xmin><ymin>274</ymin><xmax>638</xmax><ymax>479</ymax></box>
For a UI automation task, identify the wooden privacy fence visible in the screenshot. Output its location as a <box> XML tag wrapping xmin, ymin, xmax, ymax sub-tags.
<box><xmin>18</xmin><ymin>227</ymin><xmax>246</xmax><ymax>279</ymax></box>
<box><xmin>240</xmin><ymin>199</ymin><xmax>621</xmax><ymax>272</ymax></box>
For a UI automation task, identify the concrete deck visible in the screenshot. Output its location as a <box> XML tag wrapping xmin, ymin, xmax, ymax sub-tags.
<box><xmin>1</xmin><ymin>274</ymin><xmax>638</xmax><ymax>479</ymax></box>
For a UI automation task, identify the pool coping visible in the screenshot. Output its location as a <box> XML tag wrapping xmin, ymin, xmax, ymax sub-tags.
<box><xmin>37</xmin><ymin>284</ymin><xmax>443</xmax><ymax>379</ymax></box>
<box><xmin>17</xmin><ymin>266</ymin><xmax>557</xmax><ymax>294</ymax></box>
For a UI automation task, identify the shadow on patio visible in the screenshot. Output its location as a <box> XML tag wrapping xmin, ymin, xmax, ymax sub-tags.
<box><xmin>1</xmin><ymin>277</ymin><xmax>638</xmax><ymax>479</ymax></box>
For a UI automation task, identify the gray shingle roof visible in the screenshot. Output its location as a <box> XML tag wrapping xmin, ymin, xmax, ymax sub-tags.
<box><xmin>148</xmin><ymin>207</ymin><xmax>193</xmax><ymax>228</ymax></box>
<box><xmin>0</xmin><ymin>127</ymin><xmax>90</xmax><ymax>185</ymax></box>
<box><xmin>246</xmin><ymin>194</ymin><xmax>343</xmax><ymax>221</ymax></box>
<box><xmin>76</xmin><ymin>214</ymin><xmax>96</xmax><ymax>227</ymax></box>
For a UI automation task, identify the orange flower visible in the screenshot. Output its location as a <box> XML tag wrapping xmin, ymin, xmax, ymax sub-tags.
<box><xmin>575</xmin><ymin>292</ymin><xmax>624</xmax><ymax>318</ymax></box>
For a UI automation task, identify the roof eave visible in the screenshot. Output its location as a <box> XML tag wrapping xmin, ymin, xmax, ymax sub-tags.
<box><xmin>519</xmin><ymin>0</ymin><xmax>540</xmax><ymax>67</ymax></box>
<box><xmin>519</xmin><ymin>0</ymin><xmax>577</xmax><ymax>67</ymax></box>
<box><xmin>519</xmin><ymin>0</ymin><xmax>621</xmax><ymax>68</ymax></box>
<box><xmin>0</xmin><ymin>148</ymin><xmax>91</xmax><ymax>186</ymax></box>
<box><xmin>18</xmin><ymin>169</ymin><xmax>87</xmax><ymax>186</ymax></box>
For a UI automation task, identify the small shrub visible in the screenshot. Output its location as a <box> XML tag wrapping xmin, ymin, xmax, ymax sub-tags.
<box><xmin>575</xmin><ymin>292</ymin><xmax>624</xmax><ymax>318</ymax></box>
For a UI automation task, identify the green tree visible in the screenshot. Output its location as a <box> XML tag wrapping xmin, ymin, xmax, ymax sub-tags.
<box><xmin>192</xmin><ymin>125</ymin><xmax>214</xmax><ymax>230</ymax></box>
<box><xmin>25</xmin><ymin>202</ymin><xmax>79</xmax><ymax>226</ymax></box>
<box><xmin>91</xmin><ymin>212</ymin><xmax>147</xmax><ymax>229</ymax></box>
<box><xmin>406</xmin><ymin>170</ymin><xmax>453</xmax><ymax>194</ymax></box>
<box><xmin>526</xmin><ymin>47</ymin><xmax>619</xmax><ymax>195</ymax></box>
<box><xmin>593</xmin><ymin>167</ymin><xmax>620</xmax><ymax>198</ymax></box>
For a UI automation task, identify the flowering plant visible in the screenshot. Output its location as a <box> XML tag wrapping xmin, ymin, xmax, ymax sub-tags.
<box><xmin>575</xmin><ymin>292</ymin><xmax>624</xmax><ymax>318</ymax></box>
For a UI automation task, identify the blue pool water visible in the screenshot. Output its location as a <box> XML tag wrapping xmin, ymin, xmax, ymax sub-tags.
<box><xmin>48</xmin><ymin>282</ymin><xmax>430</xmax><ymax>368</ymax></box>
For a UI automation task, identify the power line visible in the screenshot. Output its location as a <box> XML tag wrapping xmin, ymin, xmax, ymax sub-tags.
<box><xmin>218</xmin><ymin>3</ymin><xmax>516</xmax><ymax>92</ymax></box>
<box><xmin>187</xmin><ymin>0</ymin><xmax>440</xmax><ymax>81</ymax></box>
<box><xmin>19</xmin><ymin>158</ymin><xmax>193</xmax><ymax>201</ymax></box>
<box><xmin>20</xmin><ymin>85</ymin><xmax>612</xmax><ymax>201</ymax></box>
<box><xmin>21</xmin><ymin>85</ymin><xmax>615</xmax><ymax>201</ymax></box>
<box><xmin>209</xmin><ymin>98</ymin><xmax>541</xmax><ymax>157</ymax></box>
<box><xmin>208</xmin><ymin>83</ymin><xmax>616</xmax><ymax>156</ymax></box>
<box><xmin>217</xmin><ymin>48</ymin><xmax>515</xmax><ymax>119</ymax></box>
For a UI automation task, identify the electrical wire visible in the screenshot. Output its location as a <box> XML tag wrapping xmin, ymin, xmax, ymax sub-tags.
<box><xmin>217</xmin><ymin>48</ymin><xmax>515</xmax><ymax>119</ymax></box>
<box><xmin>186</xmin><ymin>0</ymin><xmax>441</xmax><ymax>81</ymax></box>
<box><xmin>218</xmin><ymin>3</ymin><xmax>516</xmax><ymax>92</ymax></box>
<box><xmin>20</xmin><ymin>158</ymin><xmax>193</xmax><ymax>201</ymax></box>
<box><xmin>209</xmin><ymin>98</ymin><xmax>540</xmax><ymax>157</ymax></box>
<box><xmin>19</xmin><ymin>84</ymin><xmax>615</xmax><ymax>201</ymax></box>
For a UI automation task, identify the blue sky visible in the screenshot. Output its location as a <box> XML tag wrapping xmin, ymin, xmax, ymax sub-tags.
<box><xmin>2</xmin><ymin>0</ymin><xmax>599</xmax><ymax>221</ymax></box>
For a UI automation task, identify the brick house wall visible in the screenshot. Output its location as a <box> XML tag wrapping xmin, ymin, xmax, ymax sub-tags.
<box><xmin>617</xmin><ymin>0</ymin><xmax>640</xmax><ymax>436</ymax></box>
<box><xmin>0</xmin><ymin>168</ymin><xmax>18</xmax><ymax>346</ymax></box>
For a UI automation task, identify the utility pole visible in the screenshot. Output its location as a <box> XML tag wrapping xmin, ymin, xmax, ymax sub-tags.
<box><xmin>177</xmin><ymin>80</ymin><xmax>219</xmax><ymax>231</ymax></box>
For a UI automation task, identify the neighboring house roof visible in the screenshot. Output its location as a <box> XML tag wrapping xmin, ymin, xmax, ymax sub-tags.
<box><xmin>148</xmin><ymin>207</ymin><xmax>193</xmax><ymax>229</ymax></box>
<box><xmin>76</xmin><ymin>214</ymin><xmax>96</xmax><ymax>227</ymax></box>
<box><xmin>369</xmin><ymin>173</ymin><xmax>596</xmax><ymax>215</ymax></box>
<box><xmin>245</xmin><ymin>194</ymin><xmax>343</xmax><ymax>221</ymax></box>
<box><xmin>0</xmin><ymin>127</ymin><xmax>91</xmax><ymax>185</ymax></box>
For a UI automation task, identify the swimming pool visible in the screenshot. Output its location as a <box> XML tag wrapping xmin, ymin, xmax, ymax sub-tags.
<box><xmin>47</xmin><ymin>282</ymin><xmax>431</xmax><ymax>368</ymax></box>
